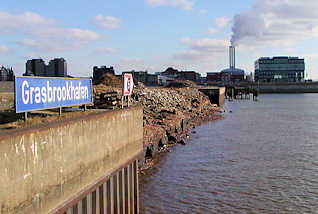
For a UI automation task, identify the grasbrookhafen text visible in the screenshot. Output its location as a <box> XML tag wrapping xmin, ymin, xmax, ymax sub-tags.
<box><xmin>15</xmin><ymin>77</ymin><xmax>92</xmax><ymax>112</ymax></box>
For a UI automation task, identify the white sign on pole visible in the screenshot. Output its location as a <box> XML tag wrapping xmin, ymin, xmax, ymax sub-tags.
<box><xmin>123</xmin><ymin>73</ymin><xmax>134</xmax><ymax>96</ymax></box>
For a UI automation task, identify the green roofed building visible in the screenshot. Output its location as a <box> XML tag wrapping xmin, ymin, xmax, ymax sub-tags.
<box><xmin>254</xmin><ymin>56</ymin><xmax>305</xmax><ymax>83</ymax></box>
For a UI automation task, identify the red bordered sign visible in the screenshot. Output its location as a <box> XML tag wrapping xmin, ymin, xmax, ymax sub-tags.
<box><xmin>123</xmin><ymin>73</ymin><xmax>134</xmax><ymax>96</ymax></box>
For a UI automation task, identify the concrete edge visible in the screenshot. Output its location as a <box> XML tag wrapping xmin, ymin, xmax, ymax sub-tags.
<box><xmin>0</xmin><ymin>105</ymin><xmax>143</xmax><ymax>140</ymax></box>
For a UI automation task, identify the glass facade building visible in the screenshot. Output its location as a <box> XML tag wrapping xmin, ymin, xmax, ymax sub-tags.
<box><xmin>255</xmin><ymin>57</ymin><xmax>305</xmax><ymax>82</ymax></box>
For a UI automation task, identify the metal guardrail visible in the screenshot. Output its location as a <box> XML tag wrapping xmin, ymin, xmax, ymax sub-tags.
<box><xmin>50</xmin><ymin>155</ymin><xmax>140</xmax><ymax>214</ymax></box>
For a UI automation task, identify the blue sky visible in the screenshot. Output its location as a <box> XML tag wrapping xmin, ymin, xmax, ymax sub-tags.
<box><xmin>1</xmin><ymin>0</ymin><xmax>318</xmax><ymax>79</ymax></box>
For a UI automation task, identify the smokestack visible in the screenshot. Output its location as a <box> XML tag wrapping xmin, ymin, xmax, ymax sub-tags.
<box><xmin>229</xmin><ymin>46</ymin><xmax>232</xmax><ymax>69</ymax></box>
<box><xmin>229</xmin><ymin>46</ymin><xmax>236</xmax><ymax>69</ymax></box>
<box><xmin>233</xmin><ymin>46</ymin><xmax>235</xmax><ymax>69</ymax></box>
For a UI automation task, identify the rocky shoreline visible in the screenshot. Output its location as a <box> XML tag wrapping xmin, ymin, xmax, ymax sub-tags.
<box><xmin>130</xmin><ymin>85</ymin><xmax>224</xmax><ymax>171</ymax></box>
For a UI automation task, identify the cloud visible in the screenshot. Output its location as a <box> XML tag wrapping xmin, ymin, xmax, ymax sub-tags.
<box><xmin>95</xmin><ymin>47</ymin><xmax>118</xmax><ymax>54</ymax></box>
<box><xmin>207</xmin><ymin>28</ymin><xmax>218</xmax><ymax>35</ymax></box>
<box><xmin>146</xmin><ymin>0</ymin><xmax>193</xmax><ymax>10</ymax></box>
<box><xmin>215</xmin><ymin>17</ymin><xmax>229</xmax><ymax>28</ymax></box>
<box><xmin>0</xmin><ymin>45</ymin><xmax>10</xmax><ymax>53</ymax></box>
<box><xmin>0</xmin><ymin>11</ymin><xmax>102</xmax><ymax>52</ymax></box>
<box><xmin>231</xmin><ymin>0</ymin><xmax>318</xmax><ymax>47</ymax></box>
<box><xmin>175</xmin><ymin>37</ymin><xmax>228</xmax><ymax>62</ymax></box>
<box><xmin>93</xmin><ymin>15</ymin><xmax>121</xmax><ymax>29</ymax></box>
<box><xmin>0</xmin><ymin>11</ymin><xmax>54</xmax><ymax>33</ymax></box>
<box><xmin>20</xmin><ymin>27</ymin><xmax>102</xmax><ymax>52</ymax></box>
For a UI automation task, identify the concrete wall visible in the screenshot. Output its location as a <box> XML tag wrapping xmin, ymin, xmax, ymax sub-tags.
<box><xmin>250</xmin><ymin>82</ymin><xmax>318</xmax><ymax>93</ymax></box>
<box><xmin>0</xmin><ymin>106</ymin><xmax>143</xmax><ymax>214</ymax></box>
<box><xmin>199</xmin><ymin>87</ymin><xmax>225</xmax><ymax>107</ymax></box>
<box><xmin>219</xmin><ymin>87</ymin><xmax>225</xmax><ymax>107</ymax></box>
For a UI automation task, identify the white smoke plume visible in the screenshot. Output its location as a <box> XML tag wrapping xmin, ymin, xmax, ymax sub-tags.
<box><xmin>230</xmin><ymin>0</ymin><xmax>318</xmax><ymax>47</ymax></box>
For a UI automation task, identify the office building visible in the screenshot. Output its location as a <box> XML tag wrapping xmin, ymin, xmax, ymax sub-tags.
<box><xmin>24</xmin><ymin>58</ymin><xmax>68</xmax><ymax>77</ymax></box>
<box><xmin>47</xmin><ymin>58</ymin><xmax>68</xmax><ymax>77</ymax></box>
<box><xmin>25</xmin><ymin>59</ymin><xmax>46</xmax><ymax>76</ymax></box>
<box><xmin>254</xmin><ymin>56</ymin><xmax>305</xmax><ymax>82</ymax></box>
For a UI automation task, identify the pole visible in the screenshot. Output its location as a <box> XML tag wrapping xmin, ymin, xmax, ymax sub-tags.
<box><xmin>59</xmin><ymin>107</ymin><xmax>62</xmax><ymax>117</ymax></box>
<box><xmin>24</xmin><ymin>112</ymin><xmax>28</xmax><ymax>121</ymax></box>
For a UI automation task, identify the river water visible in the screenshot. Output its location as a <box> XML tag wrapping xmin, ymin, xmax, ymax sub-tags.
<box><xmin>140</xmin><ymin>94</ymin><xmax>318</xmax><ymax>213</ymax></box>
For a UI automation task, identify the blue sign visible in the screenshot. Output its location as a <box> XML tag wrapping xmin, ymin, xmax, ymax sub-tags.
<box><xmin>15</xmin><ymin>77</ymin><xmax>92</xmax><ymax>113</ymax></box>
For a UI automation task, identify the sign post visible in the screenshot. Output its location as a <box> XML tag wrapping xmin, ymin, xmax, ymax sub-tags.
<box><xmin>122</xmin><ymin>73</ymin><xmax>134</xmax><ymax>108</ymax></box>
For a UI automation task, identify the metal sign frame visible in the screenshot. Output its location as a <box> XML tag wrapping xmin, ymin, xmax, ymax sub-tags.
<box><xmin>15</xmin><ymin>76</ymin><xmax>93</xmax><ymax>113</ymax></box>
<box><xmin>122</xmin><ymin>73</ymin><xmax>134</xmax><ymax>96</ymax></box>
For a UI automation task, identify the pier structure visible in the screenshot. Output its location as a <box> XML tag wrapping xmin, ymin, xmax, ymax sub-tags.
<box><xmin>199</xmin><ymin>87</ymin><xmax>225</xmax><ymax>107</ymax></box>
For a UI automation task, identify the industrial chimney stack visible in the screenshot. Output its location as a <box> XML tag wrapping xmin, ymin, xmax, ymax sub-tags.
<box><xmin>229</xmin><ymin>46</ymin><xmax>235</xmax><ymax>69</ymax></box>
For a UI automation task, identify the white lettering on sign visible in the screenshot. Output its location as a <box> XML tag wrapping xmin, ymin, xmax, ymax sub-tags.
<box><xmin>21</xmin><ymin>80</ymin><xmax>89</xmax><ymax>105</ymax></box>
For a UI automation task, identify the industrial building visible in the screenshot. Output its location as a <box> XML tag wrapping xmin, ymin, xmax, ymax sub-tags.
<box><xmin>254</xmin><ymin>56</ymin><xmax>305</xmax><ymax>82</ymax></box>
<box><xmin>207</xmin><ymin>46</ymin><xmax>245</xmax><ymax>84</ymax></box>
<box><xmin>24</xmin><ymin>58</ymin><xmax>68</xmax><ymax>77</ymax></box>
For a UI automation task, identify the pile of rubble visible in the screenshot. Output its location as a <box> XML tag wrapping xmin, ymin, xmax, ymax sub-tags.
<box><xmin>129</xmin><ymin>86</ymin><xmax>222</xmax><ymax>167</ymax></box>
<box><xmin>92</xmin><ymin>74</ymin><xmax>222</xmax><ymax>166</ymax></box>
<box><xmin>94</xmin><ymin>73</ymin><xmax>122</xmax><ymax>96</ymax></box>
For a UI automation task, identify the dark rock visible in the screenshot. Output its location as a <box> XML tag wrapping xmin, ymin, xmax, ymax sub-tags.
<box><xmin>177</xmin><ymin>140</ymin><xmax>186</xmax><ymax>145</ymax></box>
<box><xmin>168</xmin><ymin>135</ymin><xmax>177</xmax><ymax>142</ymax></box>
<box><xmin>145</xmin><ymin>147</ymin><xmax>153</xmax><ymax>159</ymax></box>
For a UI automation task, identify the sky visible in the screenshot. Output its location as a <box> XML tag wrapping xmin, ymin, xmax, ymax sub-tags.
<box><xmin>1</xmin><ymin>0</ymin><xmax>318</xmax><ymax>79</ymax></box>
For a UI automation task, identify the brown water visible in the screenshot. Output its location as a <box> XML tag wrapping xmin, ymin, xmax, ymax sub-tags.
<box><xmin>140</xmin><ymin>94</ymin><xmax>318</xmax><ymax>213</ymax></box>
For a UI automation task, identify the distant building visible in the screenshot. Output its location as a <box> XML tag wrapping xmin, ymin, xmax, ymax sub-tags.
<box><xmin>123</xmin><ymin>70</ymin><xmax>159</xmax><ymax>86</ymax></box>
<box><xmin>24</xmin><ymin>58</ymin><xmax>68</xmax><ymax>77</ymax></box>
<box><xmin>161</xmin><ymin>67</ymin><xmax>201</xmax><ymax>83</ymax></box>
<box><xmin>179</xmin><ymin>71</ymin><xmax>201</xmax><ymax>82</ymax></box>
<box><xmin>246</xmin><ymin>72</ymin><xmax>253</xmax><ymax>82</ymax></box>
<box><xmin>207</xmin><ymin>72</ymin><xmax>222</xmax><ymax>82</ymax></box>
<box><xmin>219</xmin><ymin>46</ymin><xmax>245</xmax><ymax>84</ymax></box>
<box><xmin>161</xmin><ymin>67</ymin><xmax>179</xmax><ymax>79</ymax></box>
<box><xmin>47</xmin><ymin>58</ymin><xmax>67</xmax><ymax>77</ymax></box>
<box><xmin>254</xmin><ymin>56</ymin><xmax>305</xmax><ymax>82</ymax></box>
<box><xmin>93</xmin><ymin>66</ymin><xmax>115</xmax><ymax>84</ymax></box>
<box><xmin>220</xmin><ymin>68</ymin><xmax>245</xmax><ymax>83</ymax></box>
<box><xmin>25</xmin><ymin>59</ymin><xmax>46</xmax><ymax>76</ymax></box>
<box><xmin>0</xmin><ymin>66</ymin><xmax>15</xmax><ymax>81</ymax></box>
